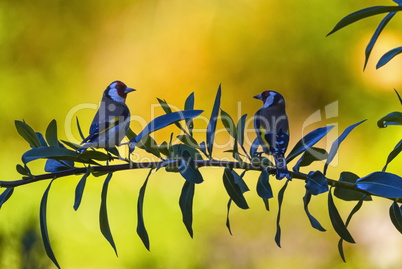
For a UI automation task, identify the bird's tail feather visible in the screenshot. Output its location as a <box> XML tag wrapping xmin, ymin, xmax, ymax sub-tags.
<box><xmin>274</xmin><ymin>156</ymin><xmax>291</xmax><ymax>180</ymax></box>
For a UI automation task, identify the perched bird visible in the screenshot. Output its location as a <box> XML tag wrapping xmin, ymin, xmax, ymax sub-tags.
<box><xmin>254</xmin><ymin>90</ymin><xmax>290</xmax><ymax>179</ymax></box>
<box><xmin>79</xmin><ymin>81</ymin><xmax>135</xmax><ymax>151</ymax></box>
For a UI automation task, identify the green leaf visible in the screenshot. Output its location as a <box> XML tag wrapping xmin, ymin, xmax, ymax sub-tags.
<box><xmin>76</xmin><ymin>117</ymin><xmax>85</xmax><ymax>140</ymax></box>
<box><xmin>286</xmin><ymin>126</ymin><xmax>334</xmax><ymax>163</ymax></box>
<box><xmin>184</xmin><ymin>92</ymin><xmax>195</xmax><ymax>135</ymax></box>
<box><xmin>177</xmin><ymin>134</ymin><xmax>199</xmax><ymax>149</ymax></box>
<box><xmin>137</xmin><ymin>135</ymin><xmax>161</xmax><ymax>158</ymax></box>
<box><xmin>249</xmin><ymin>137</ymin><xmax>260</xmax><ymax>157</ymax></box>
<box><xmin>22</xmin><ymin>146</ymin><xmax>80</xmax><ymax>163</ymax></box>
<box><xmin>356</xmin><ymin>172</ymin><xmax>402</xmax><ymax>198</ymax></box>
<box><xmin>338</xmin><ymin>195</ymin><xmax>366</xmax><ymax>262</ymax></box>
<box><xmin>129</xmin><ymin>110</ymin><xmax>203</xmax><ymax>153</ymax></box>
<box><xmin>256</xmin><ymin>168</ymin><xmax>273</xmax><ymax>199</ymax></box>
<box><xmin>328</xmin><ymin>188</ymin><xmax>355</xmax><ymax>244</ymax></box>
<box><xmin>236</xmin><ymin>114</ymin><xmax>247</xmax><ymax>146</ymax></box>
<box><xmin>377</xmin><ymin>46</ymin><xmax>402</xmax><ymax>69</ymax></box>
<box><xmin>395</xmin><ymin>89</ymin><xmax>402</xmax><ymax>105</ymax></box>
<box><xmin>158</xmin><ymin>141</ymin><xmax>170</xmax><ymax>156</ymax></box>
<box><xmin>226</xmin><ymin>199</ymin><xmax>233</xmax><ymax>235</ymax></box>
<box><xmin>137</xmin><ymin>169</ymin><xmax>153</xmax><ymax>251</ymax></box>
<box><xmin>220</xmin><ymin>109</ymin><xmax>237</xmax><ymax>139</ymax></box>
<box><xmin>16</xmin><ymin>164</ymin><xmax>29</xmax><ymax>176</ymax></box>
<box><xmin>389</xmin><ymin>201</ymin><xmax>402</xmax><ymax>234</ymax></box>
<box><xmin>179</xmin><ymin>181</ymin><xmax>195</xmax><ymax>238</ymax></box>
<box><xmin>178</xmin><ymin>150</ymin><xmax>203</xmax><ymax>184</ymax></box>
<box><xmin>45</xmin><ymin>120</ymin><xmax>59</xmax><ymax>147</ymax></box>
<box><xmin>15</xmin><ymin>120</ymin><xmax>41</xmax><ymax>148</ymax></box>
<box><xmin>327</xmin><ymin>6</ymin><xmax>402</xmax><ymax>36</ymax></box>
<box><xmin>303</xmin><ymin>191</ymin><xmax>326</xmax><ymax>231</ymax></box>
<box><xmin>335</xmin><ymin>172</ymin><xmax>372</xmax><ymax>201</ymax></box>
<box><xmin>275</xmin><ymin>180</ymin><xmax>289</xmax><ymax>247</ymax></box>
<box><xmin>377</xmin><ymin>111</ymin><xmax>402</xmax><ymax>127</ymax></box>
<box><xmin>305</xmin><ymin>171</ymin><xmax>329</xmax><ymax>195</ymax></box>
<box><xmin>40</xmin><ymin>179</ymin><xmax>60</xmax><ymax>269</ymax></box>
<box><xmin>324</xmin><ymin>120</ymin><xmax>366</xmax><ymax>175</ymax></box>
<box><xmin>0</xmin><ymin>188</ymin><xmax>14</xmax><ymax>209</ymax></box>
<box><xmin>364</xmin><ymin>12</ymin><xmax>396</xmax><ymax>70</ymax></box>
<box><xmin>206</xmin><ymin>85</ymin><xmax>222</xmax><ymax>157</ymax></box>
<box><xmin>74</xmin><ymin>168</ymin><xmax>91</xmax><ymax>211</ymax></box>
<box><xmin>293</xmin><ymin>147</ymin><xmax>328</xmax><ymax>173</ymax></box>
<box><xmin>231</xmin><ymin>170</ymin><xmax>249</xmax><ymax>193</ymax></box>
<box><xmin>99</xmin><ymin>172</ymin><xmax>118</xmax><ymax>256</ymax></box>
<box><xmin>126</xmin><ymin>127</ymin><xmax>137</xmax><ymax>141</ymax></box>
<box><xmin>222</xmin><ymin>167</ymin><xmax>249</xmax><ymax>209</ymax></box>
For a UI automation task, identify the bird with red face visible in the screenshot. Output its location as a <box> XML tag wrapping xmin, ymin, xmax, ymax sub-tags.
<box><xmin>79</xmin><ymin>81</ymin><xmax>136</xmax><ymax>151</ymax></box>
<box><xmin>254</xmin><ymin>90</ymin><xmax>290</xmax><ymax>179</ymax></box>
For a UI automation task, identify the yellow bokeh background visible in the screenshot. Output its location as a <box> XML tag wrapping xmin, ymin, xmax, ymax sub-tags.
<box><xmin>0</xmin><ymin>0</ymin><xmax>402</xmax><ymax>268</ymax></box>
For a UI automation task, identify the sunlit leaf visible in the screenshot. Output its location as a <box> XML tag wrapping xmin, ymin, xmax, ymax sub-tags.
<box><xmin>222</xmin><ymin>167</ymin><xmax>249</xmax><ymax>209</ymax></box>
<box><xmin>328</xmin><ymin>188</ymin><xmax>355</xmax><ymax>244</ymax></box>
<box><xmin>179</xmin><ymin>181</ymin><xmax>195</xmax><ymax>238</ymax></box>
<box><xmin>275</xmin><ymin>180</ymin><xmax>289</xmax><ymax>247</ymax></box>
<box><xmin>327</xmin><ymin>6</ymin><xmax>402</xmax><ymax>36</ymax></box>
<box><xmin>15</xmin><ymin>120</ymin><xmax>41</xmax><ymax>148</ymax></box>
<box><xmin>0</xmin><ymin>187</ymin><xmax>14</xmax><ymax>209</ymax></box>
<box><xmin>99</xmin><ymin>172</ymin><xmax>118</xmax><ymax>256</ymax></box>
<box><xmin>324</xmin><ymin>120</ymin><xmax>366</xmax><ymax>175</ymax></box>
<box><xmin>389</xmin><ymin>201</ymin><xmax>402</xmax><ymax>234</ymax></box>
<box><xmin>364</xmin><ymin>12</ymin><xmax>396</xmax><ymax>70</ymax></box>
<box><xmin>137</xmin><ymin>169</ymin><xmax>153</xmax><ymax>251</ymax></box>
<box><xmin>286</xmin><ymin>125</ymin><xmax>334</xmax><ymax>163</ymax></box>
<box><xmin>45</xmin><ymin>119</ymin><xmax>59</xmax><ymax>147</ymax></box>
<box><xmin>383</xmin><ymin>140</ymin><xmax>402</xmax><ymax>171</ymax></box>
<box><xmin>356</xmin><ymin>172</ymin><xmax>402</xmax><ymax>198</ymax></box>
<box><xmin>305</xmin><ymin>171</ymin><xmax>329</xmax><ymax>195</ymax></box>
<box><xmin>338</xmin><ymin>195</ymin><xmax>366</xmax><ymax>262</ymax></box>
<box><xmin>335</xmin><ymin>172</ymin><xmax>372</xmax><ymax>201</ymax></box>
<box><xmin>377</xmin><ymin>46</ymin><xmax>402</xmax><ymax>69</ymax></box>
<box><xmin>303</xmin><ymin>191</ymin><xmax>326</xmax><ymax>231</ymax></box>
<box><xmin>377</xmin><ymin>111</ymin><xmax>402</xmax><ymax>127</ymax></box>
<box><xmin>74</xmin><ymin>168</ymin><xmax>91</xmax><ymax>211</ymax></box>
<box><xmin>206</xmin><ymin>85</ymin><xmax>221</xmax><ymax>157</ymax></box>
<box><xmin>40</xmin><ymin>179</ymin><xmax>60</xmax><ymax>269</ymax></box>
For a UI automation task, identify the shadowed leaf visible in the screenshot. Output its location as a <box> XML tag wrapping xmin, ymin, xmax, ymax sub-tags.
<box><xmin>178</xmin><ymin>150</ymin><xmax>203</xmax><ymax>184</ymax></box>
<box><xmin>377</xmin><ymin>46</ymin><xmax>402</xmax><ymax>69</ymax></box>
<box><xmin>221</xmin><ymin>109</ymin><xmax>237</xmax><ymax>139</ymax></box>
<box><xmin>335</xmin><ymin>172</ymin><xmax>372</xmax><ymax>201</ymax></box>
<box><xmin>179</xmin><ymin>181</ymin><xmax>195</xmax><ymax>238</ymax></box>
<box><xmin>45</xmin><ymin>120</ymin><xmax>59</xmax><ymax>147</ymax></box>
<box><xmin>15</xmin><ymin>120</ymin><xmax>41</xmax><ymax>148</ymax></box>
<box><xmin>303</xmin><ymin>191</ymin><xmax>326</xmax><ymax>231</ymax></box>
<box><xmin>184</xmin><ymin>92</ymin><xmax>195</xmax><ymax>135</ymax></box>
<box><xmin>206</xmin><ymin>85</ymin><xmax>221</xmax><ymax>157</ymax></box>
<box><xmin>137</xmin><ymin>169</ymin><xmax>153</xmax><ymax>251</ymax></box>
<box><xmin>377</xmin><ymin>111</ymin><xmax>402</xmax><ymax>127</ymax></box>
<box><xmin>275</xmin><ymin>180</ymin><xmax>289</xmax><ymax>247</ymax></box>
<box><xmin>222</xmin><ymin>167</ymin><xmax>249</xmax><ymax>209</ymax></box>
<box><xmin>293</xmin><ymin>147</ymin><xmax>328</xmax><ymax>173</ymax></box>
<box><xmin>389</xmin><ymin>201</ymin><xmax>402</xmax><ymax>234</ymax></box>
<box><xmin>74</xmin><ymin>168</ymin><xmax>91</xmax><ymax>211</ymax></box>
<box><xmin>99</xmin><ymin>172</ymin><xmax>118</xmax><ymax>256</ymax></box>
<box><xmin>0</xmin><ymin>188</ymin><xmax>14</xmax><ymax>209</ymax></box>
<box><xmin>305</xmin><ymin>171</ymin><xmax>329</xmax><ymax>195</ymax></box>
<box><xmin>226</xmin><ymin>199</ymin><xmax>233</xmax><ymax>235</ymax></box>
<box><xmin>382</xmin><ymin>140</ymin><xmax>402</xmax><ymax>171</ymax></box>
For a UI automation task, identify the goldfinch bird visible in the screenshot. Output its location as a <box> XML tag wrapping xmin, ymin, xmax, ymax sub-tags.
<box><xmin>254</xmin><ymin>90</ymin><xmax>290</xmax><ymax>179</ymax></box>
<box><xmin>79</xmin><ymin>81</ymin><xmax>135</xmax><ymax>151</ymax></box>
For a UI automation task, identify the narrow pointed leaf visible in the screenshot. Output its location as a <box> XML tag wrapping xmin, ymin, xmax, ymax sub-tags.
<box><xmin>335</xmin><ymin>172</ymin><xmax>372</xmax><ymax>201</ymax></box>
<box><xmin>76</xmin><ymin>117</ymin><xmax>85</xmax><ymax>140</ymax></box>
<box><xmin>286</xmin><ymin>125</ymin><xmax>334</xmax><ymax>163</ymax></box>
<box><xmin>184</xmin><ymin>92</ymin><xmax>195</xmax><ymax>135</ymax></box>
<box><xmin>222</xmin><ymin>167</ymin><xmax>249</xmax><ymax>209</ymax></box>
<box><xmin>45</xmin><ymin>120</ymin><xmax>59</xmax><ymax>147</ymax></box>
<box><xmin>303</xmin><ymin>191</ymin><xmax>326</xmax><ymax>231</ymax></box>
<box><xmin>327</xmin><ymin>6</ymin><xmax>402</xmax><ymax>36</ymax></box>
<box><xmin>74</xmin><ymin>168</ymin><xmax>91</xmax><ymax>211</ymax></box>
<box><xmin>179</xmin><ymin>181</ymin><xmax>195</xmax><ymax>238</ymax></box>
<box><xmin>231</xmin><ymin>170</ymin><xmax>249</xmax><ymax>193</ymax></box>
<box><xmin>16</xmin><ymin>164</ymin><xmax>28</xmax><ymax>176</ymax></box>
<box><xmin>40</xmin><ymin>179</ymin><xmax>60</xmax><ymax>269</ymax></box>
<box><xmin>305</xmin><ymin>171</ymin><xmax>329</xmax><ymax>195</ymax></box>
<box><xmin>377</xmin><ymin>46</ymin><xmax>402</xmax><ymax>69</ymax></box>
<box><xmin>206</xmin><ymin>85</ymin><xmax>221</xmax><ymax>157</ymax></box>
<box><xmin>293</xmin><ymin>147</ymin><xmax>328</xmax><ymax>173</ymax></box>
<box><xmin>236</xmin><ymin>114</ymin><xmax>247</xmax><ymax>146</ymax></box>
<box><xmin>99</xmin><ymin>172</ymin><xmax>118</xmax><ymax>256</ymax></box>
<box><xmin>257</xmin><ymin>168</ymin><xmax>273</xmax><ymax>199</ymax></box>
<box><xmin>383</xmin><ymin>140</ymin><xmax>402</xmax><ymax>171</ymax></box>
<box><xmin>0</xmin><ymin>188</ymin><xmax>14</xmax><ymax>209</ymax></box>
<box><xmin>364</xmin><ymin>12</ymin><xmax>396</xmax><ymax>70</ymax></box>
<box><xmin>395</xmin><ymin>89</ymin><xmax>402</xmax><ymax>105</ymax></box>
<box><xmin>389</xmin><ymin>201</ymin><xmax>402</xmax><ymax>234</ymax></box>
<box><xmin>377</xmin><ymin>111</ymin><xmax>402</xmax><ymax>127</ymax></box>
<box><xmin>137</xmin><ymin>169</ymin><xmax>153</xmax><ymax>251</ymax></box>
<box><xmin>221</xmin><ymin>109</ymin><xmax>237</xmax><ymax>139</ymax></box>
<box><xmin>157</xmin><ymin>98</ymin><xmax>187</xmax><ymax>134</ymax></box>
<box><xmin>178</xmin><ymin>150</ymin><xmax>203</xmax><ymax>184</ymax></box>
<box><xmin>356</xmin><ymin>171</ymin><xmax>402</xmax><ymax>198</ymax></box>
<box><xmin>250</xmin><ymin>137</ymin><xmax>260</xmax><ymax>157</ymax></box>
<box><xmin>15</xmin><ymin>120</ymin><xmax>41</xmax><ymax>148</ymax></box>
<box><xmin>338</xmin><ymin>195</ymin><xmax>366</xmax><ymax>262</ymax></box>
<box><xmin>324</xmin><ymin>120</ymin><xmax>366</xmax><ymax>175</ymax></box>
<box><xmin>328</xmin><ymin>188</ymin><xmax>355</xmax><ymax>243</ymax></box>
<box><xmin>226</xmin><ymin>199</ymin><xmax>233</xmax><ymax>235</ymax></box>
<box><xmin>275</xmin><ymin>180</ymin><xmax>289</xmax><ymax>247</ymax></box>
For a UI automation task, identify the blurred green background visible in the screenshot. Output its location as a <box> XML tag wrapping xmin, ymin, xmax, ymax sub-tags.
<box><xmin>1</xmin><ymin>0</ymin><xmax>402</xmax><ymax>268</ymax></box>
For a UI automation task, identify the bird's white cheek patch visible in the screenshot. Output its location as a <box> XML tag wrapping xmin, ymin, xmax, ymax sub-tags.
<box><xmin>263</xmin><ymin>95</ymin><xmax>274</xmax><ymax>108</ymax></box>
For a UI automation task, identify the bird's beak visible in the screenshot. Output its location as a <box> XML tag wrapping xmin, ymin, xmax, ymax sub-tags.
<box><xmin>253</xmin><ymin>94</ymin><xmax>262</xmax><ymax>100</ymax></box>
<box><xmin>124</xmin><ymin>87</ymin><xmax>136</xmax><ymax>94</ymax></box>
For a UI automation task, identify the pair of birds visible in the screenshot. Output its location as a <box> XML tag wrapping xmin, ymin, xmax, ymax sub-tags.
<box><xmin>80</xmin><ymin>81</ymin><xmax>290</xmax><ymax>179</ymax></box>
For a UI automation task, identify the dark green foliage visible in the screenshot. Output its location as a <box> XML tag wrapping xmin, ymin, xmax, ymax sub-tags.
<box><xmin>99</xmin><ymin>173</ymin><xmax>118</xmax><ymax>256</ymax></box>
<box><xmin>178</xmin><ymin>150</ymin><xmax>203</xmax><ymax>184</ymax></box>
<box><xmin>356</xmin><ymin>172</ymin><xmax>402</xmax><ymax>198</ymax></box>
<box><xmin>275</xmin><ymin>180</ymin><xmax>289</xmax><ymax>248</ymax></box>
<box><xmin>389</xmin><ymin>201</ymin><xmax>402</xmax><ymax>234</ymax></box>
<box><xmin>303</xmin><ymin>192</ymin><xmax>326</xmax><ymax>232</ymax></box>
<box><xmin>206</xmin><ymin>85</ymin><xmax>221</xmax><ymax>157</ymax></box>
<box><xmin>137</xmin><ymin>169</ymin><xmax>153</xmax><ymax>251</ymax></box>
<box><xmin>335</xmin><ymin>172</ymin><xmax>372</xmax><ymax>201</ymax></box>
<box><xmin>256</xmin><ymin>168</ymin><xmax>273</xmax><ymax>210</ymax></box>
<box><xmin>74</xmin><ymin>168</ymin><xmax>91</xmax><ymax>210</ymax></box>
<box><xmin>377</xmin><ymin>112</ymin><xmax>402</xmax><ymax>127</ymax></box>
<box><xmin>0</xmin><ymin>188</ymin><xmax>14</xmax><ymax>209</ymax></box>
<box><xmin>305</xmin><ymin>171</ymin><xmax>328</xmax><ymax>195</ymax></box>
<box><xmin>179</xmin><ymin>181</ymin><xmax>195</xmax><ymax>237</ymax></box>
<box><xmin>222</xmin><ymin>167</ymin><xmax>249</xmax><ymax>209</ymax></box>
